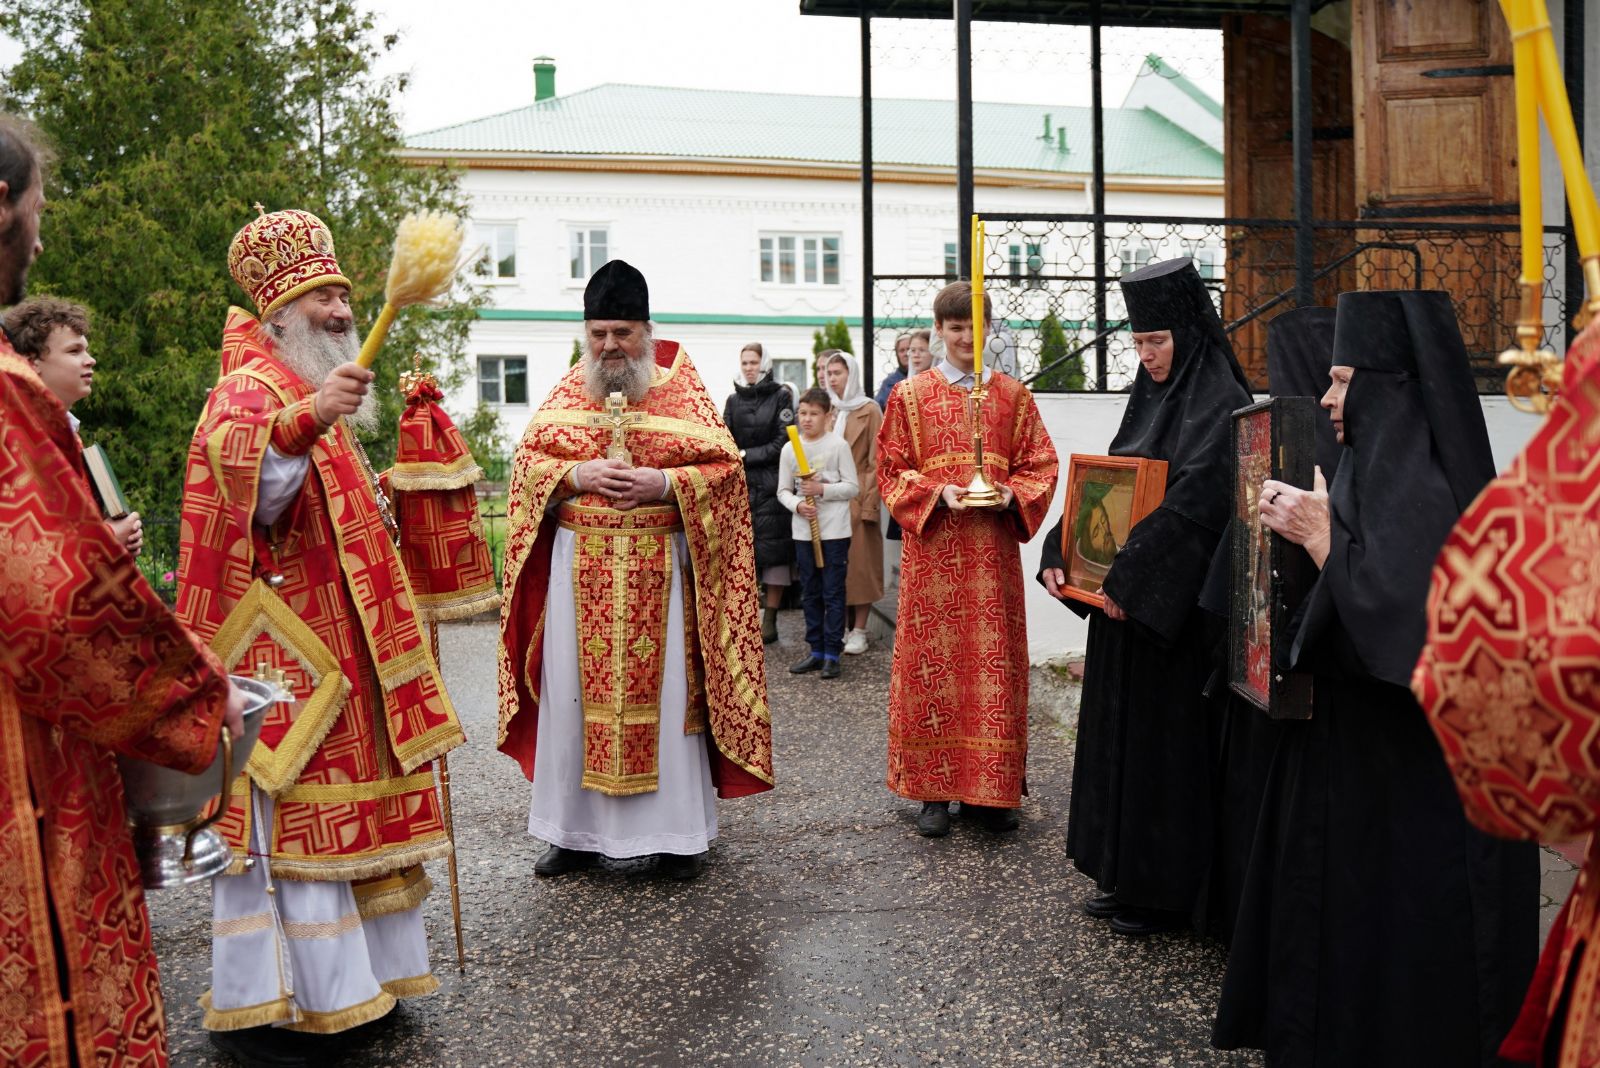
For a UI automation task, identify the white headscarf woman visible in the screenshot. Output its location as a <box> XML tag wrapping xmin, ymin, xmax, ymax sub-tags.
<box><xmin>823</xmin><ymin>350</ymin><xmax>872</xmax><ymax>439</ymax></box>
<box><xmin>734</xmin><ymin>341</ymin><xmax>774</xmax><ymax>391</ymax></box>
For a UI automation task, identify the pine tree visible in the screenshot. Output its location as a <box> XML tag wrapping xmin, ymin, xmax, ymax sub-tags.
<box><xmin>810</xmin><ymin>317</ymin><xmax>853</xmax><ymax>357</ymax></box>
<box><xmin>0</xmin><ymin>0</ymin><xmax>479</xmax><ymax>514</ymax></box>
<box><xmin>1032</xmin><ymin>311</ymin><xmax>1086</xmax><ymax>391</ymax></box>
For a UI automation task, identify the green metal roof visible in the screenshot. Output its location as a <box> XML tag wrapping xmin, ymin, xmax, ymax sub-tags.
<box><xmin>1143</xmin><ymin>54</ymin><xmax>1223</xmax><ymax>120</ymax></box>
<box><xmin>406</xmin><ymin>83</ymin><xmax>1222</xmax><ymax>180</ymax></box>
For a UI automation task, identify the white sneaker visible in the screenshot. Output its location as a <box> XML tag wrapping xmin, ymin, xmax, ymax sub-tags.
<box><xmin>842</xmin><ymin>628</ymin><xmax>869</xmax><ymax>655</ymax></box>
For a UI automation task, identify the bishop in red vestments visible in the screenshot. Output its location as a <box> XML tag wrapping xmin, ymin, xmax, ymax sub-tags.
<box><xmin>177</xmin><ymin>209</ymin><xmax>464</xmax><ymax>1059</ymax></box>
<box><xmin>877</xmin><ymin>281</ymin><xmax>1058</xmax><ymax>837</ymax></box>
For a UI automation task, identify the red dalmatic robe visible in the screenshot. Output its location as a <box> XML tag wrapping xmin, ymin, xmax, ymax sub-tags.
<box><xmin>877</xmin><ymin>370</ymin><xmax>1059</xmax><ymax>807</ymax></box>
<box><xmin>0</xmin><ymin>342</ymin><xmax>230</xmax><ymax>1068</ymax></box>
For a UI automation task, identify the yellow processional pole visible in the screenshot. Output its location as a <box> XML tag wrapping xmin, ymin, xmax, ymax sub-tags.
<box><xmin>1496</xmin><ymin>0</ymin><xmax>1600</xmax><ymax>412</ymax></box>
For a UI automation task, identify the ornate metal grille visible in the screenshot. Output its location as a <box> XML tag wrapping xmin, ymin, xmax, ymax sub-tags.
<box><xmin>870</xmin><ymin>214</ymin><xmax>1571</xmax><ymax>394</ymax></box>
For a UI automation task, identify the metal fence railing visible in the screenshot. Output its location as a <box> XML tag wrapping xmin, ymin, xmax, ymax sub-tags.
<box><xmin>870</xmin><ymin>214</ymin><xmax>1572</xmax><ymax>394</ymax></box>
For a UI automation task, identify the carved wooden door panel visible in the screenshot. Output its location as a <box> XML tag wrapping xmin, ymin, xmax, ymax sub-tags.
<box><xmin>1351</xmin><ymin>0</ymin><xmax>1517</xmax><ymax>381</ymax></box>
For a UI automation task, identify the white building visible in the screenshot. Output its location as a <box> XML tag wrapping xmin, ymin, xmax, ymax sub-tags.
<box><xmin>401</xmin><ymin>56</ymin><xmax>1224</xmax><ymax>443</ymax></box>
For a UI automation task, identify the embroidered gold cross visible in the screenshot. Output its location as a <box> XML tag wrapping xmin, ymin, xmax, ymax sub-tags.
<box><xmin>587</xmin><ymin>391</ymin><xmax>644</xmax><ymax>465</ymax></box>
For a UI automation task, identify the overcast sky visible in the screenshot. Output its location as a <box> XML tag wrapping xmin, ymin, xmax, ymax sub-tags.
<box><xmin>0</xmin><ymin>3</ymin><xmax>1222</xmax><ymax>135</ymax></box>
<box><xmin>375</xmin><ymin>1</ymin><xmax>1222</xmax><ymax>134</ymax></box>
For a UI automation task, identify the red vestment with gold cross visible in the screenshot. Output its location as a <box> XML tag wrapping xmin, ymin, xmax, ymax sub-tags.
<box><xmin>877</xmin><ymin>370</ymin><xmax>1059</xmax><ymax>808</ymax></box>
<box><xmin>175</xmin><ymin>308</ymin><xmax>463</xmax><ymax>882</ymax></box>
<box><xmin>0</xmin><ymin>342</ymin><xmax>230</xmax><ymax>1068</ymax></box>
<box><xmin>499</xmin><ymin>343</ymin><xmax>774</xmax><ymax>797</ymax></box>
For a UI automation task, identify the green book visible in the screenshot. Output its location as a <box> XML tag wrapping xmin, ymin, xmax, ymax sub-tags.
<box><xmin>83</xmin><ymin>443</ymin><xmax>131</xmax><ymax>519</ymax></box>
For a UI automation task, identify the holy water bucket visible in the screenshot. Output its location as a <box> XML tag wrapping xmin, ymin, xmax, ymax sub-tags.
<box><xmin>117</xmin><ymin>674</ymin><xmax>278</xmax><ymax>889</ymax></box>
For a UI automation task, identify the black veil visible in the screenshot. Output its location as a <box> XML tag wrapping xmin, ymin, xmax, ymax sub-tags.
<box><xmin>1099</xmin><ymin>257</ymin><xmax>1253</xmax><ymax>642</ymax></box>
<box><xmin>1291</xmin><ymin>290</ymin><xmax>1496</xmax><ymax>687</ymax></box>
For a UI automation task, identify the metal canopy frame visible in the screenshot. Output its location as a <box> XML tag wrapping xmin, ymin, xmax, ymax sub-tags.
<box><xmin>802</xmin><ymin>0</ymin><xmax>1310</xmax><ymax>27</ymax></box>
<box><xmin>811</xmin><ymin>0</ymin><xmax>1586</xmax><ymax>392</ymax></box>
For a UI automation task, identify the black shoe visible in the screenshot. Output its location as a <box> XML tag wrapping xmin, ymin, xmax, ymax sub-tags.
<box><xmin>209</xmin><ymin>1027</ymin><xmax>310</xmax><ymax>1068</ymax></box>
<box><xmin>761</xmin><ymin>608</ymin><xmax>778</xmax><ymax>644</ymax></box>
<box><xmin>1083</xmin><ymin>893</ymin><xmax>1122</xmax><ymax>920</ymax></box>
<box><xmin>657</xmin><ymin>852</ymin><xmax>705</xmax><ymax>881</ymax></box>
<box><xmin>820</xmin><ymin>658</ymin><xmax>841</xmax><ymax>679</ymax></box>
<box><xmin>964</xmin><ymin>803</ymin><xmax>1020</xmax><ymax>832</ymax></box>
<box><xmin>534</xmin><ymin>845</ymin><xmax>599</xmax><ymax>877</ymax></box>
<box><xmin>1109</xmin><ymin>908</ymin><xmax>1183</xmax><ymax>938</ymax></box>
<box><xmin>916</xmin><ymin>801</ymin><xmax>951</xmax><ymax>837</ymax></box>
<box><xmin>789</xmin><ymin>655</ymin><xmax>823</xmax><ymax>674</ymax></box>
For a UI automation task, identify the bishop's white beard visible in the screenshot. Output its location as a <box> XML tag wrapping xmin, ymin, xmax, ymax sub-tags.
<box><xmin>583</xmin><ymin>333</ymin><xmax>655</xmax><ymax>404</ymax></box>
<box><xmin>271</xmin><ymin>308</ymin><xmax>378</xmax><ymax>435</ymax></box>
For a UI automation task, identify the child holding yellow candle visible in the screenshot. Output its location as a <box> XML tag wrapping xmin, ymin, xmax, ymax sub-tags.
<box><xmin>777</xmin><ymin>387</ymin><xmax>859</xmax><ymax>680</ymax></box>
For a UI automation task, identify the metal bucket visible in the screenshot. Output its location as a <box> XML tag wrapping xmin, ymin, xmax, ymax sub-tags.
<box><xmin>118</xmin><ymin>674</ymin><xmax>278</xmax><ymax>889</ymax></box>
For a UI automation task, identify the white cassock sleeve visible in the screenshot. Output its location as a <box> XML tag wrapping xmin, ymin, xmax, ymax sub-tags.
<box><xmin>256</xmin><ymin>447</ymin><xmax>310</xmax><ymax>525</ymax></box>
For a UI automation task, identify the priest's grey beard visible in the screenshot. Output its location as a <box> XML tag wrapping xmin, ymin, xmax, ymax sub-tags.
<box><xmin>270</xmin><ymin>307</ymin><xmax>378</xmax><ymax>434</ymax></box>
<box><xmin>582</xmin><ymin>326</ymin><xmax>655</xmax><ymax>404</ymax></box>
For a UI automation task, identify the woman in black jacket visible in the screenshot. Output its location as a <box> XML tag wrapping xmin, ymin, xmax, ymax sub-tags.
<box><xmin>724</xmin><ymin>342</ymin><xmax>795</xmax><ymax>643</ymax></box>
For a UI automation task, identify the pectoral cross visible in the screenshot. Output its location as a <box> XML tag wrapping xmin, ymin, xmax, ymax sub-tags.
<box><xmin>587</xmin><ymin>391</ymin><xmax>644</xmax><ymax>466</ymax></box>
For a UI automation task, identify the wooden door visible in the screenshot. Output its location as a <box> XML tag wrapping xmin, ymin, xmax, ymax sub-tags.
<box><xmin>1222</xmin><ymin>15</ymin><xmax>1356</xmax><ymax>387</ymax></box>
<box><xmin>1351</xmin><ymin>0</ymin><xmax>1517</xmax><ymax>381</ymax></box>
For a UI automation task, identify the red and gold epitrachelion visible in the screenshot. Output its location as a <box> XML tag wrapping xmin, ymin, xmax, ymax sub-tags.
<box><xmin>498</xmin><ymin>342</ymin><xmax>773</xmax><ymax>798</ymax></box>
<box><xmin>176</xmin><ymin>308</ymin><xmax>464</xmax><ymax>881</ymax></box>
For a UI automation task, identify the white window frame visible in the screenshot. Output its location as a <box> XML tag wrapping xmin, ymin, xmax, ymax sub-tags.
<box><xmin>567</xmin><ymin>224</ymin><xmax>612</xmax><ymax>284</ymax></box>
<box><xmin>477</xmin><ymin>355</ymin><xmax>530</xmax><ymax>407</ymax></box>
<box><xmin>1195</xmin><ymin>244</ymin><xmax>1225</xmax><ymax>281</ymax></box>
<box><xmin>758</xmin><ymin>232</ymin><xmax>842</xmax><ymax>288</ymax></box>
<box><xmin>471</xmin><ymin>222</ymin><xmax>518</xmax><ymax>283</ymax></box>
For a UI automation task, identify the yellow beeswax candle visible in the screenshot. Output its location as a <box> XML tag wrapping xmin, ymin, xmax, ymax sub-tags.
<box><xmin>786</xmin><ymin>425</ymin><xmax>813</xmax><ymax>474</ymax></box>
<box><xmin>971</xmin><ymin>214</ymin><xmax>985</xmax><ymax>380</ymax></box>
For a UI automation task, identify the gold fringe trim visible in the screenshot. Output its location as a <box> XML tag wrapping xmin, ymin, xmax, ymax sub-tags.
<box><xmin>393</xmin><ymin>722</ymin><xmax>466</xmax><ymax>776</ymax></box>
<box><xmin>250</xmin><ymin>668</ymin><xmax>352</xmax><ymax>797</ymax></box>
<box><xmin>279</xmin><ymin>991</ymin><xmax>397</xmax><ymax>1034</ymax></box>
<box><xmin>260</xmin><ymin>835</ymin><xmax>453</xmax><ymax>883</ymax></box>
<box><xmin>201</xmin><ymin>991</ymin><xmax>297</xmax><ymax>1032</ymax></box>
<box><xmin>353</xmin><ymin>869</ymin><xmax>434</xmax><ymax>919</ymax></box>
<box><xmin>380</xmin><ymin>974</ymin><xmax>441</xmax><ymax>1000</ymax></box>
<box><xmin>389</xmin><ymin>461</ymin><xmax>484</xmax><ymax>492</ymax></box>
<box><xmin>375</xmin><ymin>645</ymin><xmax>434</xmax><ymax>690</ymax></box>
<box><xmin>415</xmin><ymin>586</ymin><xmax>501</xmax><ymax>623</ymax></box>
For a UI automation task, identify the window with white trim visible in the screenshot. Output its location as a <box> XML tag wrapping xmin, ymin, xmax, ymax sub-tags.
<box><xmin>478</xmin><ymin>356</ymin><xmax>528</xmax><ymax>406</ymax></box>
<box><xmin>1196</xmin><ymin>245</ymin><xmax>1225</xmax><ymax>281</ymax></box>
<box><xmin>759</xmin><ymin>233</ymin><xmax>841</xmax><ymax>286</ymax></box>
<box><xmin>569</xmin><ymin>227</ymin><xmax>610</xmax><ymax>280</ymax></box>
<box><xmin>472</xmin><ymin>223</ymin><xmax>517</xmax><ymax>280</ymax></box>
<box><xmin>943</xmin><ymin>242</ymin><xmax>959</xmax><ymax>281</ymax></box>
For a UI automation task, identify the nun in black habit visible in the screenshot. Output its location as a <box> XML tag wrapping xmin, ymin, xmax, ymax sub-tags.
<box><xmin>1039</xmin><ymin>257</ymin><xmax>1252</xmax><ymax>937</ymax></box>
<box><xmin>1212</xmin><ymin>290</ymin><xmax>1539</xmax><ymax>1066</ymax></box>
<box><xmin>1196</xmin><ymin>306</ymin><xmax>1340</xmax><ymax>947</ymax></box>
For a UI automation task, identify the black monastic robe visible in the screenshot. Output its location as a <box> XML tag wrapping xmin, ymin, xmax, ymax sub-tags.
<box><xmin>1213</xmin><ymin>290</ymin><xmax>1538</xmax><ymax>1066</ymax></box>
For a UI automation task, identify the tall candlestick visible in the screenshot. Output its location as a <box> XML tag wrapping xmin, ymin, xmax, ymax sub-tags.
<box><xmin>971</xmin><ymin>214</ymin><xmax>985</xmax><ymax>380</ymax></box>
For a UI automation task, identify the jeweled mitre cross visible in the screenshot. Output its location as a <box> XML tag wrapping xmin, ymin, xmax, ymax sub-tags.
<box><xmin>588</xmin><ymin>391</ymin><xmax>645</xmax><ymax>466</ymax></box>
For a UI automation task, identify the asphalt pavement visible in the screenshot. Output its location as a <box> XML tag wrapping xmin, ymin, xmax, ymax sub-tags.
<box><xmin>151</xmin><ymin>612</ymin><xmax>1263</xmax><ymax>1067</ymax></box>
